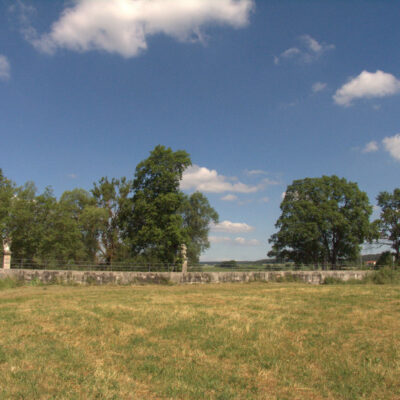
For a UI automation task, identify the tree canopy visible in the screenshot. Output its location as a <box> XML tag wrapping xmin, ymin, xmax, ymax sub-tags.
<box><xmin>376</xmin><ymin>188</ymin><xmax>400</xmax><ymax>263</ymax></box>
<box><xmin>268</xmin><ymin>175</ymin><xmax>375</xmax><ymax>266</ymax></box>
<box><xmin>0</xmin><ymin>146</ymin><xmax>218</xmax><ymax>267</ymax></box>
<box><xmin>125</xmin><ymin>145</ymin><xmax>193</xmax><ymax>263</ymax></box>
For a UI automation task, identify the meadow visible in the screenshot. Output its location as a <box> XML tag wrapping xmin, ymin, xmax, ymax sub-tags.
<box><xmin>0</xmin><ymin>282</ymin><xmax>399</xmax><ymax>399</ymax></box>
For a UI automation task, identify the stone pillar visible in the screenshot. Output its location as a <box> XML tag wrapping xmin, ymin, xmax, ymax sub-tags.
<box><xmin>3</xmin><ymin>240</ymin><xmax>11</xmax><ymax>270</ymax></box>
<box><xmin>181</xmin><ymin>244</ymin><xmax>188</xmax><ymax>274</ymax></box>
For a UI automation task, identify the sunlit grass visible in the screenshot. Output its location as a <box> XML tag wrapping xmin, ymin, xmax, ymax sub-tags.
<box><xmin>0</xmin><ymin>283</ymin><xmax>399</xmax><ymax>399</ymax></box>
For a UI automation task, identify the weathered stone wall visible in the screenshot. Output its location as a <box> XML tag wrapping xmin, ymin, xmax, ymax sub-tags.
<box><xmin>0</xmin><ymin>269</ymin><xmax>370</xmax><ymax>285</ymax></box>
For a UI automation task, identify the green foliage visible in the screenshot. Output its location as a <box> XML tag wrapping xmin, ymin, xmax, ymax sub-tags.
<box><xmin>367</xmin><ymin>267</ymin><xmax>400</xmax><ymax>285</ymax></box>
<box><xmin>91</xmin><ymin>177</ymin><xmax>132</xmax><ymax>263</ymax></box>
<box><xmin>376</xmin><ymin>188</ymin><xmax>400</xmax><ymax>263</ymax></box>
<box><xmin>269</xmin><ymin>175</ymin><xmax>375</xmax><ymax>266</ymax></box>
<box><xmin>126</xmin><ymin>145</ymin><xmax>192</xmax><ymax>263</ymax></box>
<box><xmin>180</xmin><ymin>192</ymin><xmax>218</xmax><ymax>264</ymax></box>
<box><xmin>219</xmin><ymin>260</ymin><xmax>238</xmax><ymax>269</ymax></box>
<box><xmin>0</xmin><ymin>148</ymin><xmax>218</xmax><ymax>265</ymax></box>
<box><xmin>376</xmin><ymin>251</ymin><xmax>394</xmax><ymax>267</ymax></box>
<box><xmin>0</xmin><ymin>277</ymin><xmax>21</xmax><ymax>290</ymax></box>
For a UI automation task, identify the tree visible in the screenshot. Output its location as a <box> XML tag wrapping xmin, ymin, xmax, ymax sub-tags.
<box><xmin>91</xmin><ymin>177</ymin><xmax>132</xmax><ymax>264</ymax></box>
<box><xmin>59</xmin><ymin>188</ymin><xmax>108</xmax><ymax>262</ymax></box>
<box><xmin>268</xmin><ymin>176</ymin><xmax>375</xmax><ymax>267</ymax></box>
<box><xmin>180</xmin><ymin>192</ymin><xmax>219</xmax><ymax>264</ymax></box>
<box><xmin>126</xmin><ymin>145</ymin><xmax>192</xmax><ymax>264</ymax></box>
<box><xmin>376</xmin><ymin>251</ymin><xmax>394</xmax><ymax>267</ymax></box>
<box><xmin>376</xmin><ymin>188</ymin><xmax>400</xmax><ymax>263</ymax></box>
<box><xmin>0</xmin><ymin>169</ymin><xmax>16</xmax><ymax>248</ymax></box>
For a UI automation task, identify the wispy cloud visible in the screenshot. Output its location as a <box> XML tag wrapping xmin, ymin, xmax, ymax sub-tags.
<box><xmin>67</xmin><ymin>173</ymin><xmax>78</xmax><ymax>179</ymax></box>
<box><xmin>274</xmin><ymin>34</ymin><xmax>334</xmax><ymax>65</ymax></box>
<box><xmin>221</xmin><ymin>194</ymin><xmax>238</xmax><ymax>202</ymax></box>
<box><xmin>312</xmin><ymin>82</ymin><xmax>327</xmax><ymax>93</ymax></box>
<box><xmin>382</xmin><ymin>134</ymin><xmax>400</xmax><ymax>161</ymax></box>
<box><xmin>362</xmin><ymin>141</ymin><xmax>379</xmax><ymax>154</ymax></box>
<box><xmin>334</xmin><ymin>70</ymin><xmax>400</xmax><ymax>107</ymax></box>
<box><xmin>23</xmin><ymin>0</ymin><xmax>254</xmax><ymax>58</ymax></box>
<box><xmin>246</xmin><ymin>169</ymin><xmax>268</xmax><ymax>176</ymax></box>
<box><xmin>209</xmin><ymin>236</ymin><xmax>261</xmax><ymax>246</ymax></box>
<box><xmin>0</xmin><ymin>55</ymin><xmax>10</xmax><ymax>81</ymax></box>
<box><xmin>211</xmin><ymin>220</ymin><xmax>254</xmax><ymax>233</ymax></box>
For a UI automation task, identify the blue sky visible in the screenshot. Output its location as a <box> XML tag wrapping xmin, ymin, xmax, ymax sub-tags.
<box><xmin>1</xmin><ymin>0</ymin><xmax>399</xmax><ymax>261</ymax></box>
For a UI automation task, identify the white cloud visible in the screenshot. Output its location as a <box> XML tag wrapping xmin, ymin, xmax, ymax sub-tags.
<box><xmin>334</xmin><ymin>70</ymin><xmax>400</xmax><ymax>107</ymax></box>
<box><xmin>221</xmin><ymin>194</ymin><xmax>238</xmax><ymax>201</ymax></box>
<box><xmin>181</xmin><ymin>165</ymin><xmax>259</xmax><ymax>193</ymax></box>
<box><xmin>246</xmin><ymin>169</ymin><xmax>268</xmax><ymax>176</ymax></box>
<box><xmin>362</xmin><ymin>141</ymin><xmax>379</xmax><ymax>154</ymax></box>
<box><xmin>382</xmin><ymin>134</ymin><xmax>400</xmax><ymax>161</ymax></box>
<box><xmin>234</xmin><ymin>237</ymin><xmax>261</xmax><ymax>246</ymax></box>
<box><xmin>211</xmin><ymin>220</ymin><xmax>254</xmax><ymax>233</ymax></box>
<box><xmin>28</xmin><ymin>0</ymin><xmax>254</xmax><ymax>57</ymax></box>
<box><xmin>209</xmin><ymin>236</ymin><xmax>261</xmax><ymax>246</ymax></box>
<box><xmin>0</xmin><ymin>55</ymin><xmax>10</xmax><ymax>81</ymax></box>
<box><xmin>312</xmin><ymin>82</ymin><xmax>327</xmax><ymax>93</ymax></box>
<box><xmin>259</xmin><ymin>197</ymin><xmax>269</xmax><ymax>203</ymax></box>
<box><xmin>67</xmin><ymin>173</ymin><xmax>78</xmax><ymax>179</ymax></box>
<box><xmin>209</xmin><ymin>236</ymin><xmax>232</xmax><ymax>244</ymax></box>
<box><xmin>274</xmin><ymin>34</ymin><xmax>334</xmax><ymax>65</ymax></box>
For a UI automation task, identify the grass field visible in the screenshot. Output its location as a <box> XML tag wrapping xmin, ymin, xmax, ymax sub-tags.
<box><xmin>0</xmin><ymin>283</ymin><xmax>399</xmax><ymax>399</ymax></box>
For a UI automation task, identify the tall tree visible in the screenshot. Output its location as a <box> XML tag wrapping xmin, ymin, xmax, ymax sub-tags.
<box><xmin>59</xmin><ymin>188</ymin><xmax>108</xmax><ymax>262</ymax></box>
<box><xmin>180</xmin><ymin>192</ymin><xmax>219</xmax><ymax>264</ymax></box>
<box><xmin>91</xmin><ymin>177</ymin><xmax>132</xmax><ymax>264</ymax></box>
<box><xmin>268</xmin><ymin>176</ymin><xmax>375</xmax><ymax>267</ymax></box>
<box><xmin>376</xmin><ymin>188</ymin><xmax>400</xmax><ymax>263</ymax></box>
<box><xmin>0</xmin><ymin>169</ymin><xmax>15</xmax><ymax>244</ymax></box>
<box><xmin>126</xmin><ymin>145</ymin><xmax>192</xmax><ymax>263</ymax></box>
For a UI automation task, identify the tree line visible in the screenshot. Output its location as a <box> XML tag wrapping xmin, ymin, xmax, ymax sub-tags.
<box><xmin>0</xmin><ymin>145</ymin><xmax>218</xmax><ymax>266</ymax></box>
<box><xmin>268</xmin><ymin>176</ymin><xmax>400</xmax><ymax>268</ymax></box>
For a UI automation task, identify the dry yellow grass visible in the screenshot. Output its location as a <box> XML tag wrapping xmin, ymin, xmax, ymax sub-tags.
<box><xmin>0</xmin><ymin>283</ymin><xmax>399</xmax><ymax>399</ymax></box>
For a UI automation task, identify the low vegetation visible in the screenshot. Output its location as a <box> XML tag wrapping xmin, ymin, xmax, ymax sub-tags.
<box><xmin>0</xmin><ymin>283</ymin><xmax>399</xmax><ymax>399</ymax></box>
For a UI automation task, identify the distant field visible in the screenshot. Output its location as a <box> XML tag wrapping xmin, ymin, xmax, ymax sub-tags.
<box><xmin>0</xmin><ymin>283</ymin><xmax>399</xmax><ymax>399</ymax></box>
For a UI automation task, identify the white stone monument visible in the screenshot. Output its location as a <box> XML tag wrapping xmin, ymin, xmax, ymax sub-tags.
<box><xmin>181</xmin><ymin>244</ymin><xmax>188</xmax><ymax>274</ymax></box>
<box><xmin>3</xmin><ymin>239</ymin><xmax>11</xmax><ymax>269</ymax></box>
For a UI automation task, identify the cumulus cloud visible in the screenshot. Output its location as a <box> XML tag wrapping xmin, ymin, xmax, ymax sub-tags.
<box><xmin>0</xmin><ymin>55</ymin><xmax>10</xmax><ymax>81</ymax></box>
<box><xmin>211</xmin><ymin>220</ymin><xmax>254</xmax><ymax>233</ymax></box>
<box><xmin>26</xmin><ymin>0</ymin><xmax>254</xmax><ymax>57</ymax></box>
<box><xmin>382</xmin><ymin>134</ymin><xmax>400</xmax><ymax>161</ymax></box>
<box><xmin>209</xmin><ymin>236</ymin><xmax>261</xmax><ymax>246</ymax></box>
<box><xmin>362</xmin><ymin>141</ymin><xmax>379</xmax><ymax>154</ymax></box>
<box><xmin>312</xmin><ymin>82</ymin><xmax>327</xmax><ymax>93</ymax></box>
<box><xmin>221</xmin><ymin>194</ymin><xmax>238</xmax><ymax>202</ymax></box>
<box><xmin>334</xmin><ymin>70</ymin><xmax>400</xmax><ymax>106</ymax></box>
<box><xmin>274</xmin><ymin>34</ymin><xmax>334</xmax><ymax>65</ymax></box>
<box><xmin>181</xmin><ymin>165</ymin><xmax>260</xmax><ymax>193</ymax></box>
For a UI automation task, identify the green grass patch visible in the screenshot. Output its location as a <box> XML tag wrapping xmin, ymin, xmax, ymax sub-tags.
<box><xmin>0</xmin><ymin>283</ymin><xmax>399</xmax><ymax>399</ymax></box>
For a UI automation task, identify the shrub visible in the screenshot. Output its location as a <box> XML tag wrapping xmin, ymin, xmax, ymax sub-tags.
<box><xmin>367</xmin><ymin>267</ymin><xmax>400</xmax><ymax>285</ymax></box>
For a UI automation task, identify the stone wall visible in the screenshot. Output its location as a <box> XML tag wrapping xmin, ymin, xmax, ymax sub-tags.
<box><xmin>0</xmin><ymin>269</ymin><xmax>370</xmax><ymax>285</ymax></box>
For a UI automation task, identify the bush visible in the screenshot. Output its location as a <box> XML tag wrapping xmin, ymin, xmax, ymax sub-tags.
<box><xmin>219</xmin><ymin>260</ymin><xmax>238</xmax><ymax>269</ymax></box>
<box><xmin>323</xmin><ymin>276</ymin><xmax>344</xmax><ymax>285</ymax></box>
<box><xmin>0</xmin><ymin>277</ymin><xmax>23</xmax><ymax>290</ymax></box>
<box><xmin>367</xmin><ymin>267</ymin><xmax>400</xmax><ymax>285</ymax></box>
<box><xmin>376</xmin><ymin>251</ymin><xmax>394</xmax><ymax>268</ymax></box>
